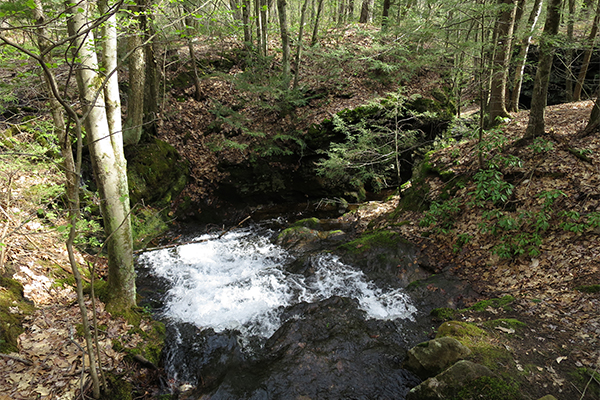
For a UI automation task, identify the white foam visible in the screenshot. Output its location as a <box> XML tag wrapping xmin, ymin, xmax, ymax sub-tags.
<box><xmin>138</xmin><ymin>228</ymin><xmax>416</xmax><ymax>338</ymax></box>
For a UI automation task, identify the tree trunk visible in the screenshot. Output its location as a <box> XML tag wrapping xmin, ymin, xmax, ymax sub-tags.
<box><xmin>124</xmin><ymin>0</ymin><xmax>147</xmax><ymax>145</ymax></box>
<box><xmin>382</xmin><ymin>0</ymin><xmax>392</xmax><ymax>29</ymax></box>
<box><xmin>509</xmin><ymin>0</ymin><xmax>543</xmax><ymax>112</ymax></box>
<box><xmin>525</xmin><ymin>0</ymin><xmax>563</xmax><ymax>138</ymax></box>
<box><xmin>293</xmin><ymin>0</ymin><xmax>309</xmax><ymax>89</ymax></box>
<box><xmin>581</xmin><ymin>88</ymin><xmax>600</xmax><ymax>136</ymax></box>
<box><xmin>185</xmin><ymin>11</ymin><xmax>203</xmax><ymax>101</ymax></box>
<box><xmin>565</xmin><ymin>0</ymin><xmax>576</xmax><ymax>101</ymax></box>
<box><xmin>311</xmin><ymin>0</ymin><xmax>324</xmax><ymax>45</ymax></box>
<box><xmin>277</xmin><ymin>0</ymin><xmax>291</xmax><ymax>88</ymax></box>
<box><xmin>359</xmin><ymin>0</ymin><xmax>374</xmax><ymax>23</ymax></box>
<box><xmin>230</xmin><ymin>0</ymin><xmax>242</xmax><ymax>20</ymax></box>
<box><xmin>573</xmin><ymin>0</ymin><xmax>600</xmax><ymax>101</ymax></box>
<box><xmin>488</xmin><ymin>0</ymin><xmax>517</xmax><ymax>124</ymax></box>
<box><xmin>260</xmin><ymin>0</ymin><xmax>269</xmax><ymax>56</ymax></box>
<box><xmin>242</xmin><ymin>0</ymin><xmax>252</xmax><ymax>47</ymax></box>
<box><xmin>67</xmin><ymin>0</ymin><xmax>136</xmax><ymax>311</ymax></box>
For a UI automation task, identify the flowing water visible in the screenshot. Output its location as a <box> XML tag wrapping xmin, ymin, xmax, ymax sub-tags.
<box><xmin>136</xmin><ymin>223</ymin><xmax>420</xmax><ymax>393</ymax></box>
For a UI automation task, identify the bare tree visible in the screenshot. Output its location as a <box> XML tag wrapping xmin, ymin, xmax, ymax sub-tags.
<box><xmin>525</xmin><ymin>0</ymin><xmax>563</xmax><ymax>138</ymax></box>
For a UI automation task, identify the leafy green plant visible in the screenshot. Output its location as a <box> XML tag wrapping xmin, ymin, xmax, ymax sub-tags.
<box><xmin>420</xmin><ymin>198</ymin><xmax>461</xmax><ymax>234</ymax></box>
<box><xmin>470</xmin><ymin>169</ymin><xmax>514</xmax><ymax>206</ymax></box>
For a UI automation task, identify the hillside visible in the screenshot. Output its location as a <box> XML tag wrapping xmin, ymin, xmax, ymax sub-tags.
<box><xmin>0</xmin><ymin>29</ymin><xmax>599</xmax><ymax>399</ymax></box>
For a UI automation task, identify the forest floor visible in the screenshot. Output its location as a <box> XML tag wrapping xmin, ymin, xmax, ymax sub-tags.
<box><xmin>0</xmin><ymin>29</ymin><xmax>599</xmax><ymax>399</ymax></box>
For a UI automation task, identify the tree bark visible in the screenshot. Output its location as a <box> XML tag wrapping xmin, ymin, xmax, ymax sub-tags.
<box><xmin>242</xmin><ymin>0</ymin><xmax>252</xmax><ymax>47</ymax></box>
<box><xmin>581</xmin><ymin>89</ymin><xmax>599</xmax><ymax>136</ymax></box>
<box><xmin>277</xmin><ymin>0</ymin><xmax>290</xmax><ymax>88</ymax></box>
<box><xmin>382</xmin><ymin>0</ymin><xmax>392</xmax><ymax>29</ymax></box>
<box><xmin>488</xmin><ymin>0</ymin><xmax>517</xmax><ymax>124</ymax></box>
<box><xmin>573</xmin><ymin>0</ymin><xmax>600</xmax><ymax>101</ymax></box>
<box><xmin>565</xmin><ymin>0</ymin><xmax>576</xmax><ymax>101</ymax></box>
<box><xmin>509</xmin><ymin>0</ymin><xmax>543</xmax><ymax>112</ymax></box>
<box><xmin>310</xmin><ymin>0</ymin><xmax>324</xmax><ymax>46</ymax></box>
<box><xmin>359</xmin><ymin>0</ymin><xmax>374</xmax><ymax>23</ymax></box>
<box><xmin>525</xmin><ymin>0</ymin><xmax>563</xmax><ymax>138</ymax></box>
<box><xmin>124</xmin><ymin>0</ymin><xmax>146</xmax><ymax>145</ymax></box>
<box><xmin>293</xmin><ymin>0</ymin><xmax>309</xmax><ymax>89</ymax></box>
<box><xmin>67</xmin><ymin>0</ymin><xmax>136</xmax><ymax>311</ymax></box>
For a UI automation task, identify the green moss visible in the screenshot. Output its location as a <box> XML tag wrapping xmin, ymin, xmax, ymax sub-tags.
<box><xmin>131</xmin><ymin>207</ymin><xmax>169</xmax><ymax>250</ymax></box>
<box><xmin>575</xmin><ymin>284</ymin><xmax>600</xmax><ymax>294</ymax></box>
<box><xmin>406</xmin><ymin>279</ymin><xmax>425</xmax><ymax>290</ymax></box>
<box><xmin>99</xmin><ymin>372</ymin><xmax>133</xmax><ymax>400</ymax></box>
<box><xmin>0</xmin><ymin>277</ymin><xmax>34</xmax><ymax>353</ymax></box>
<box><xmin>436</xmin><ymin>321</ymin><xmax>487</xmax><ymax>340</ymax></box>
<box><xmin>430</xmin><ymin>307</ymin><xmax>457</xmax><ymax>321</ymax></box>
<box><xmin>338</xmin><ymin>230</ymin><xmax>401</xmax><ymax>254</ymax></box>
<box><xmin>569</xmin><ymin>368</ymin><xmax>600</xmax><ymax>397</ymax></box>
<box><xmin>109</xmin><ymin>307</ymin><xmax>166</xmax><ymax>366</ymax></box>
<box><xmin>468</xmin><ymin>295</ymin><xmax>515</xmax><ymax>312</ymax></box>
<box><xmin>482</xmin><ymin>318</ymin><xmax>527</xmax><ymax>332</ymax></box>
<box><xmin>290</xmin><ymin>217</ymin><xmax>321</xmax><ymax>229</ymax></box>
<box><xmin>451</xmin><ymin>376</ymin><xmax>521</xmax><ymax>400</ymax></box>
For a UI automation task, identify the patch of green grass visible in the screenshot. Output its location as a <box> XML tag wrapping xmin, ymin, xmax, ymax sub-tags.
<box><xmin>467</xmin><ymin>295</ymin><xmax>515</xmax><ymax>312</ymax></box>
<box><xmin>482</xmin><ymin>318</ymin><xmax>527</xmax><ymax>332</ymax></box>
<box><xmin>575</xmin><ymin>284</ymin><xmax>600</xmax><ymax>294</ymax></box>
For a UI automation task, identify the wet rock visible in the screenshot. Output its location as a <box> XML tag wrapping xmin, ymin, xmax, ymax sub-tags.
<box><xmin>161</xmin><ymin>324</ymin><xmax>246</xmax><ymax>390</ymax></box>
<box><xmin>405</xmin><ymin>337</ymin><xmax>471</xmax><ymax>379</ymax></box>
<box><xmin>276</xmin><ymin>217</ymin><xmax>348</xmax><ymax>251</ymax></box>
<box><xmin>207</xmin><ymin>296</ymin><xmax>420</xmax><ymax>399</ymax></box>
<box><xmin>406</xmin><ymin>360</ymin><xmax>494</xmax><ymax>400</ymax></box>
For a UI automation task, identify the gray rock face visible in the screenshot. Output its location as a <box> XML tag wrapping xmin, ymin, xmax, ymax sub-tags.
<box><xmin>406</xmin><ymin>360</ymin><xmax>495</xmax><ymax>400</ymax></box>
<box><xmin>405</xmin><ymin>336</ymin><xmax>472</xmax><ymax>379</ymax></box>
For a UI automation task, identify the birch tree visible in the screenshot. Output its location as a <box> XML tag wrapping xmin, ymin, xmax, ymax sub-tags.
<box><xmin>66</xmin><ymin>0</ymin><xmax>137</xmax><ymax>311</ymax></box>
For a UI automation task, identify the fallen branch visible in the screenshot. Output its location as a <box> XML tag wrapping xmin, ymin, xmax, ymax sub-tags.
<box><xmin>0</xmin><ymin>353</ymin><xmax>33</xmax><ymax>366</ymax></box>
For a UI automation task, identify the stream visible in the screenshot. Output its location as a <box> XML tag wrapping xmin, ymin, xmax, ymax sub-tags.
<box><xmin>135</xmin><ymin>220</ymin><xmax>457</xmax><ymax>399</ymax></box>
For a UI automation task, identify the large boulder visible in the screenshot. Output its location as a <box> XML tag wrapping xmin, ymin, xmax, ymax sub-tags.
<box><xmin>405</xmin><ymin>336</ymin><xmax>471</xmax><ymax>379</ymax></box>
<box><xmin>407</xmin><ymin>360</ymin><xmax>494</xmax><ymax>400</ymax></box>
<box><xmin>126</xmin><ymin>137</ymin><xmax>188</xmax><ymax>208</ymax></box>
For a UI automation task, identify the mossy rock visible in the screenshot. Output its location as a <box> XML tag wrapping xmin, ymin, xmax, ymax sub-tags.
<box><xmin>338</xmin><ymin>230</ymin><xmax>403</xmax><ymax>255</ymax></box>
<box><xmin>126</xmin><ymin>137</ymin><xmax>189</xmax><ymax>208</ymax></box>
<box><xmin>436</xmin><ymin>321</ymin><xmax>487</xmax><ymax>340</ymax></box>
<box><xmin>290</xmin><ymin>217</ymin><xmax>321</xmax><ymax>230</ymax></box>
<box><xmin>0</xmin><ymin>277</ymin><xmax>34</xmax><ymax>353</ymax></box>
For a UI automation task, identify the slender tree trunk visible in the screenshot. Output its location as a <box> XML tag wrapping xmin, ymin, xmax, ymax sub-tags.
<box><xmin>488</xmin><ymin>0</ymin><xmax>517</xmax><ymax>124</ymax></box>
<box><xmin>260</xmin><ymin>0</ymin><xmax>269</xmax><ymax>56</ymax></box>
<box><xmin>143</xmin><ymin>5</ymin><xmax>159</xmax><ymax>128</ymax></box>
<box><xmin>565</xmin><ymin>0</ymin><xmax>576</xmax><ymax>101</ymax></box>
<box><xmin>509</xmin><ymin>0</ymin><xmax>543</xmax><ymax>111</ymax></box>
<box><xmin>242</xmin><ymin>0</ymin><xmax>252</xmax><ymax>47</ymax></box>
<box><xmin>525</xmin><ymin>0</ymin><xmax>563</xmax><ymax>138</ymax></box>
<box><xmin>123</xmin><ymin>0</ymin><xmax>146</xmax><ymax>145</ymax></box>
<box><xmin>348</xmin><ymin>0</ymin><xmax>354</xmax><ymax>20</ymax></box>
<box><xmin>185</xmin><ymin>11</ymin><xmax>203</xmax><ymax>101</ymax></box>
<box><xmin>311</xmin><ymin>0</ymin><xmax>324</xmax><ymax>45</ymax></box>
<box><xmin>67</xmin><ymin>0</ymin><xmax>136</xmax><ymax>310</ymax></box>
<box><xmin>230</xmin><ymin>0</ymin><xmax>242</xmax><ymax>20</ymax></box>
<box><xmin>573</xmin><ymin>0</ymin><xmax>600</xmax><ymax>100</ymax></box>
<box><xmin>277</xmin><ymin>0</ymin><xmax>290</xmax><ymax>88</ymax></box>
<box><xmin>382</xmin><ymin>0</ymin><xmax>392</xmax><ymax>29</ymax></box>
<box><xmin>293</xmin><ymin>0</ymin><xmax>309</xmax><ymax>89</ymax></box>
